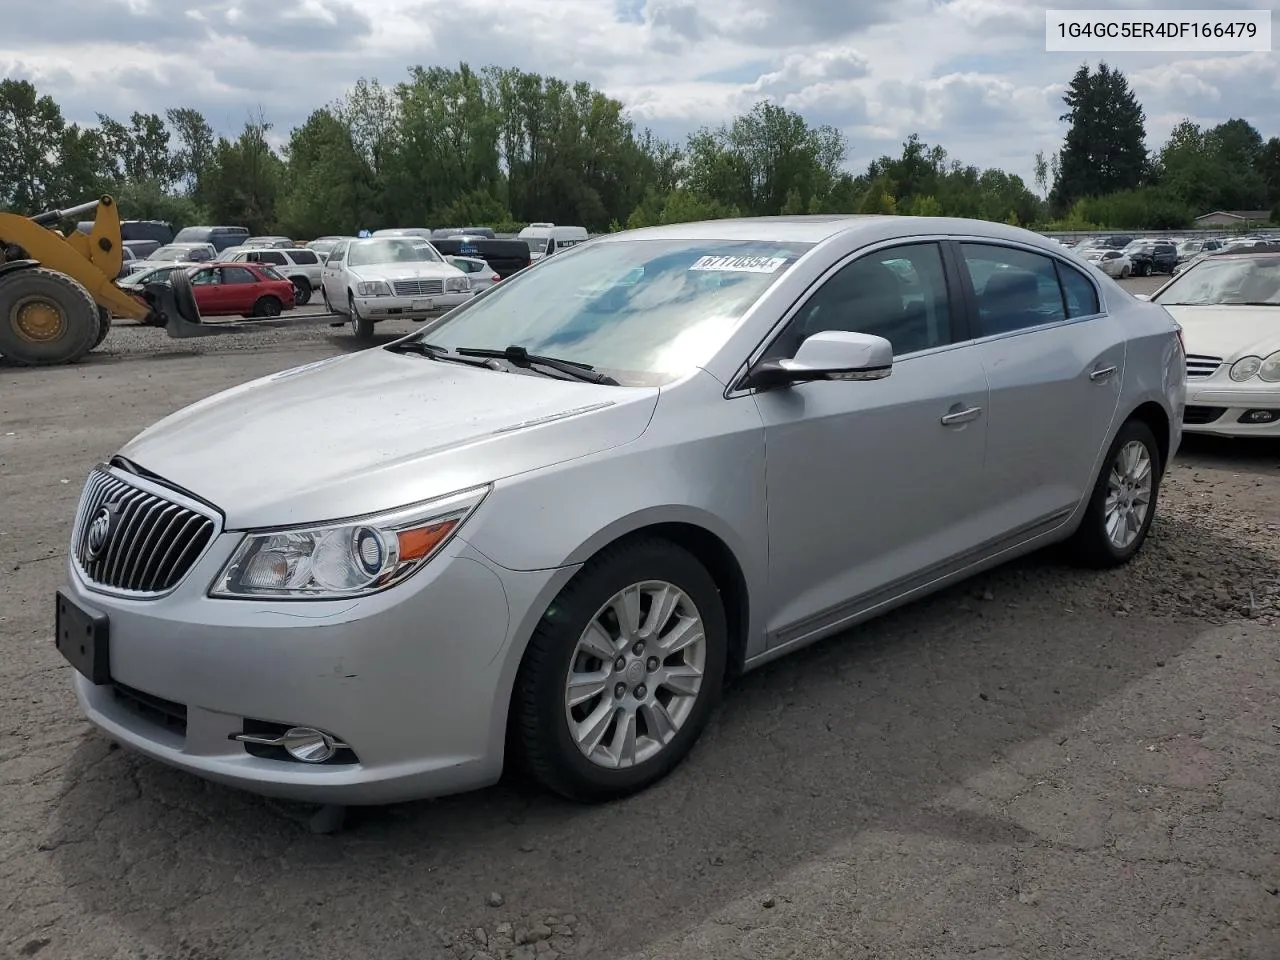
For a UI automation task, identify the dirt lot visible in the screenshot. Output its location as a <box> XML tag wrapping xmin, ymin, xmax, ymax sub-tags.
<box><xmin>2</xmin><ymin>276</ymin><xmax>1279</xmax><ymax>960</ymax></box>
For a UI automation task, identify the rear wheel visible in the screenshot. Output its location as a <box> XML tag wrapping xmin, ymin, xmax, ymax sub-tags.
<box><xmin>251</xmin><ymin>296</ymin><xmax>282</xmax><ymax>318</ymax></box>
<box><xmin>348</xmin><ymin>293</ymin><xmax>374</xmax><ymax>339</ymax></box>
<box><xmin>0</xmin><ymin>267</ymin><xmax>99</xmax><ymax>366</ymax></box>
<box><xmin>1067</xmin><ymin>418</ymin><xmax>1161</xmax><ymax>568</ymax></box>
<box><xmin>290</xmin><ymin>278</ymin><xmax>311</xmax><ymax>305</ymax></box>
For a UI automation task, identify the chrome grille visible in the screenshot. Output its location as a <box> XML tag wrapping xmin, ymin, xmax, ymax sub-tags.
<box><xmin>72</xmin><ymin>468</ymin><xmax>217</xmax><ymax>595</ymax></box>
<box><xmin>1185</xmin><ymin>354</ymin><xmax>1222</xmax><ymax>379</ymax></box>
<box><xmin>392</xmin><ymin>278</ymin><xmax>443</xmax><ymax>297</ymax></box>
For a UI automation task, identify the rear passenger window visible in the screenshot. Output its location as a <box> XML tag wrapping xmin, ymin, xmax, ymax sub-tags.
<box><xmin>959</xmin><ymin>244</ymin><xmax>1067</xmax><ymax>336</ymax></box>
<box><xmin>1055</xmin><ymin>260</ymin><xmax>1100</xmax><ymax>317</ymax></box>
<box><xmin>290</xmin><ymin>250</ymin><xmax>319</xmax><ymax>264</ymax></box>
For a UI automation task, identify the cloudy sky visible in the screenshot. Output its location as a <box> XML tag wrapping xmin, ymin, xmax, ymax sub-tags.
<box><xmin>1</xmin><ymin>0</ymin><xmax>1276</xmax><ymax>191</ymax></box>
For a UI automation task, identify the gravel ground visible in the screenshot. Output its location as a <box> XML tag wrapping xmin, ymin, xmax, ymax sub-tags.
<box><xmin>2</xmin><ymin>274</ymin><xmax>1278</xmax><ymax>960</ymax></box>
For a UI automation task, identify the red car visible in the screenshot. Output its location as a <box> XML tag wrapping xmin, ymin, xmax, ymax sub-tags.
<box><xmin>185</xmin><ymin>262</ymin><xmax>296</xmax><ymax>317</ymax></box>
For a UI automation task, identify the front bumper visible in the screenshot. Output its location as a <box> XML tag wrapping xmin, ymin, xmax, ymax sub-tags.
<box><xmin>61</xmin><ymin>529</ymin><xmax>561</xmax><ymax>805</ymax></box>
<box><xmin>1183</xmin><ymin>384</ymin><xmax>1280</xmax><ymax>437</ymax></box>
<box><xmin>354</xmin><ymin>291</ymin><xmax>471</xmax><ymax>320</ymax></box>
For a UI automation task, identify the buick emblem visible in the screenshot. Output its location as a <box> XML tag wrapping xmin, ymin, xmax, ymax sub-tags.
<box><xmin>83</xmin><ymin>503</ymin><xmax>119</xmax><ymax>562</ymax></box>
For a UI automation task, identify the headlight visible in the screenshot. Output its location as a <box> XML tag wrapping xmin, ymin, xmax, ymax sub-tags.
<box><xmin>1230</xmin><ymin>356</ymin><xmax>1262</xmax><ymax>381</ymax></box>
<box><xmin>356</xmin><ymin>280</ymin><xmax>391</xmax><ymax>296</ymax></box>
<box><xmin>210</xmin><ymin>486</ymin><xmax>489</xmax><ymax>599</ymax></box>
<box><xmin>1258</xmin><ymin>351</ymin><xmax>1280</xmax><ymax>382</ymax></box>
<box><xmin>446</xmin><ymin>276</ymin><xmax>470</xmax><ymax>293</ymax></box>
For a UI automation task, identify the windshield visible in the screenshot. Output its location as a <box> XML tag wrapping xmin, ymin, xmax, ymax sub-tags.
<box><xmin>1155</xmin><ymin>257</ymin><xmax>1280</xmax><ymax>306</ymax></box>
<box><xmin>525</xmin><ymin>237</ymin><xmax>550</xmax><ymax>254</ymax></box>
<box><xmin>413</xmin><ymin>238</ymin><xmax>813</xmax><ymax>385</ymax></box>
<box><xmin>348</xmin><ymin>238</ymin><xmax>443</xmax><ymax>267</ymax></box>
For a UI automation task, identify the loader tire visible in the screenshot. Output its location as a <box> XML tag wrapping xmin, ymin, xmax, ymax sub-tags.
<box><xmin>0</xmin><ymin>267</ymin><xmax>100</xmax><ymax>366</ymax></box>
<box><xmin>93</xmin><ymin>307</ymin><xmax>112</xmax><ymax>348</ymax></box>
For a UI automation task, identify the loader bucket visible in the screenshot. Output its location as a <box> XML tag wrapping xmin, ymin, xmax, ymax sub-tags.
<box><xmin>143</xmin><ymin>270</ymin><xmax>226</xmax><ymax>339</ymax></box>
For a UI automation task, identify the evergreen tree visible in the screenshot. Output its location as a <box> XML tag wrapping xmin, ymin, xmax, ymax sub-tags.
<box><xmin>1050</xmin><ymin>62</ymin><xmax>1148</xmax><ymax>213</ymax></box>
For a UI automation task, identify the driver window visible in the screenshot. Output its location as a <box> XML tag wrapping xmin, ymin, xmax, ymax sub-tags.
<box><xmin>767</xmin><ymin>242</ymin><xmax>953</xmax><ymax>359</ymax></box>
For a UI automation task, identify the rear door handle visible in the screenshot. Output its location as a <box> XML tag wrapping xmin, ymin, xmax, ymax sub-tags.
<box><xmin>941</xmin><ymin>405</ymin><xmax>983</xmax><ymax>425</ymax></box>
<box><xmin>1090</xmin><ymin>364</ymin><xmax>1118</xmax><ymax>381</ymax></box>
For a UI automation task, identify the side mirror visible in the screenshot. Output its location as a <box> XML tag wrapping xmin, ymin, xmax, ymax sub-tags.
<box><xmin>445</xmin><ymin>256</ymin><xmax>455</xmax><ymax>263</ymax></box>
<box><xmin>1133</xmin><ymin>293</ymin><xmax>1151</xmax><ymax>301</ymax></box>
<box><xmin>741</xmin><ymin>330</ymin><xmax>893</xmax><ymax>391</ymax></box>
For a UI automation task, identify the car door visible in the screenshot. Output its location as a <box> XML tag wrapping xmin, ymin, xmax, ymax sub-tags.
<box><xmin>750</xmin><ymin>240</ymin><xmax>992</xmax><ymax>641</ymax></box>
<box><xmin>220</xmin><ymin>265</ymin><xmax>261</xmax><ymax>313</ymax></box>
<box><xmin>322</xmin><ymin>241</ymin><xmax>348</xmax><ymax>305</ymax></box>
<box><xmin>188</xmin><ymin>267</ymin><xmax>225</xmax><ymax>313</ymax></box>
<box><xmin>954</xmin><ymin>241</ymin><xmax>1123</xmax><ymax>535</ymax></box>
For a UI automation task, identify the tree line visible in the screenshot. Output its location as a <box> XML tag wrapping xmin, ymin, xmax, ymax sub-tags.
<box><xmin>0</xmin><ymin>61</ymin><xmax>1276</xmax><ymax>235</ymax></box>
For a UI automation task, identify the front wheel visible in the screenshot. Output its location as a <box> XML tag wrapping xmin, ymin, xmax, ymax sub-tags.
<box><xmin>512</xmin><ymin>538</ymin><xmax>728</xmax><ymax>803</ymax></box>
<box><xmin>348</xmin><ymin>294</ymin><xmax>374</xmax><ymax>339</ymax></box>
<box><xmin>1067</xmin><ymin>418</ymin><xmax>1161</xmax><ymax>568</ymax></box>
<box><xmin>1120</xmin><ymin>265</ymin><xmax>1131</xmax><ymax>279</ymax></box>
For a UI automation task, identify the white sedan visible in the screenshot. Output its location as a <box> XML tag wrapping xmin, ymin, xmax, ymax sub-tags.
<box><xmin>1148</xmin><ymin>247</ymin><xmax>1280</xmax><ymax>436</ymax></box>
<box><xmin>1083</xmin><ymin>248</ymin><xmax>1133</xmax><ymax>278</ymax></box>
<box><xmin>320</xmin><ymin>236</ymin><xmax>472</xmax><ymax>338</ymax></box>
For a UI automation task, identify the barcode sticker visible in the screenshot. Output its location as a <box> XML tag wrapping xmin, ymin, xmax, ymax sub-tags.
<box><xmin>689</xmin><ymin>255</ymin><xmax>788</xmax><ymax>273</ymax></box>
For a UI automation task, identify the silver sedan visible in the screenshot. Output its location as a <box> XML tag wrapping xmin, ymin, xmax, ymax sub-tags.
<box><xmin>57</xmin><ymin>216</ymin><xmax>1185</xmax><ymax>807</ymax></box>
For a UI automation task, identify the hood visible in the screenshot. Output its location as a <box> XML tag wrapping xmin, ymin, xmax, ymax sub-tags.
<box><xmin>118</xmin><ymin>349</ymin><xmax>659</xmax><ymax>529</ymax></box>
<box><xmin>1160</xmin><ymin>305</ymin><xmax>1280</xmax><ymax>360</ymax></box>
<box><xmin>350</xmin><ymin>262</ymin><xmax>461</xmax><ymax>282</ymax></box>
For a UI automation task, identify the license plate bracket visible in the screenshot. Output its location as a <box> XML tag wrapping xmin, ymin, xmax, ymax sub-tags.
<box><xmin>55</xmin><ymin>589</ymin><xmax>111</xmax><ymax>685</ymax></box>
<box><xmin>411</xmin><ymin>298</ymin><xmax>433</xmax><ymax>311</ymax></box>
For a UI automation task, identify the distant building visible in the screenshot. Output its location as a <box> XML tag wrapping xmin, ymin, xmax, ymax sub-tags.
<box><xmin>1193</xmin><ymin>210</ymin><xmax>1273</xmax><ymax>226</ymax></box>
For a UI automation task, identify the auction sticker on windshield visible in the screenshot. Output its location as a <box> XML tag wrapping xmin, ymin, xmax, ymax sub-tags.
<box><xmin>689</xmin><ymin>255</ymin><xmax>788</xmax><ymax>273</ymax></box>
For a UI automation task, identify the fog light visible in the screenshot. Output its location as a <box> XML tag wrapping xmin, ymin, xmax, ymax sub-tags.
<box><xmin>283</xmin><ymin>727</ymin><xmax>340</xmax><ymax>763</ymax></box>
<box><xmin>233</xmin><ymin>724</ymin><xmax>350</xmax><ymax>763</ymax></box>
<box><xmin>1239</xmin><ymin>409</ymin><xmax>1277</xmax><ymax>423</ymax></box>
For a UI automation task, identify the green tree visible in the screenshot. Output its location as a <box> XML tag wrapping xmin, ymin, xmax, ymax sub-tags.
<box><xmin>276</xmin><ymin>108</ymin><xmax>379</xmax><ymax>237</ymax></box>
<box><xmin>166</xmin><ymin>107</ymin><xmax>216</xmax><ymax>196</ymax></box>
<box><xmin>1050</xmin><ymin>62</ymin><xmax>1148</xmax><ymax>212</ymax></box>
<box><xmin>0</xmin><ymin>78</ymin><xmax>66</xmax><ymax>211</ymax></box>
<box><xmin>1261</xmin><ymin>137</ymin><xmax>1280</xmax><ymax>207</ymax></box>
<box><xmin>909</xmin><ymin>194</ymin><xmax>942</xmax><ymax>216</ymax></box>
<box><xmin>200</xmin><ymin>117</ymin><xmax>284</xmax><ymax>234</ymax></box>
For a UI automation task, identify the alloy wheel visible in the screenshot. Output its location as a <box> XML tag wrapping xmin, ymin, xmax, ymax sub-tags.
<box><xmin>563</xmin><ymin>580</ymin><xmax>707</xmax><ymax>769</ymax></box>
<box><xmin>1104</xmin><ymin>439</ymin><xmax>1153</xmax><ymax>550</ymax></box>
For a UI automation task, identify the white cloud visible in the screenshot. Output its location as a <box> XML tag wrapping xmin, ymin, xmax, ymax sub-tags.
<box><xmin>0</xmin><ymin>0</ymin><xmax>1275</xmax><ymax>192</ymax></box>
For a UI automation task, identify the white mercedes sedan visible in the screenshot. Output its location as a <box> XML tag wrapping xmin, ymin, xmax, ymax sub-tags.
<box><xmin>320</xmin><ymin>236</ymin><xmax>472</xmax><ymax>338</ymax></box>
<box><xmin>57</xmin><ymin>215</ymin><xmax>1184</xmax><ymax>808</ymax></box>
<box><xmin>1147</xmin><ymin>246</ymin><xmax>1280</xmax><ymax>436</ymax></box>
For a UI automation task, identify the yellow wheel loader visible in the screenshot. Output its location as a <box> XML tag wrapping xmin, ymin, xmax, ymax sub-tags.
<box><xmin>0</xmin><ymin>195</ymin><xmax>224</xmax><ymax>366</ymax></box>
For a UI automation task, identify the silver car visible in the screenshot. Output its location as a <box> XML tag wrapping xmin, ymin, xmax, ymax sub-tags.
<box><xmin>446</xmin><ymin>255</ymin><xmax>501</xmax><ymax>292</ymax></box>
<box><xmin>56</xmin><ymin>216</ymin><xmax>1184</xmax><ymax>806</ymax></box>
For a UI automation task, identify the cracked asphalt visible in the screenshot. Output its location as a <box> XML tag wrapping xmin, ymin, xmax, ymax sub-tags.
<box><xmin>2</xmin><ymin>281</ymin><xmax>1279</xmax><ymax>960</ymax></box>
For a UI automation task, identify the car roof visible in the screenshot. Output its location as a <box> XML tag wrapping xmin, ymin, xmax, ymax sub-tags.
<box><xmin>593</xmin><ymin>215</ymin><xmax>1066</xmax><ymax>247</ymax></box>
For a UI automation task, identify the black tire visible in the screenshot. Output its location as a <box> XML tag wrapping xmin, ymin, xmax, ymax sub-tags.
<box><xmin>512</xmin><ymin>537</ymin><xmax>728</xmax><ymax>803</ymax></box>
<box><xmin>93</xmin><ymin>306</ymin><xmax>111</xmax><ymax>348</ymax></box>
<box><xmin>0</xmin><ymin>267</ymin><xmax>99</xmax><ymax>366</ymax></box>
<box><xmin>348</xmin><ymin>293</ymin><xmax>374</xmax><ymax>339</ymax></box>
<box><xmin>291</xmin><ymin>278</ymin><xmax>311</xmax><ymax>306</ymax></box>
<box><xmin>251</xmin><ymin>296</ymin><xmax>282</xmax><ymax>318</ymax></box>
<box><xmin>1067</xmin><ymin>418</ymin><xmax>1162</xmax><ymax>568</ymax></box>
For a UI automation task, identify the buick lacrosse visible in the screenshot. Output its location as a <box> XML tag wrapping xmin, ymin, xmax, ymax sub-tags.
<box><xmin>57</xmin><ymin>215</ymin><xmax>1185</xmax><ymax>805</ymax></box>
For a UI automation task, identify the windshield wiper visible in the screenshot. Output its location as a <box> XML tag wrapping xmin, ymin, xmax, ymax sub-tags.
<box><xmin>455</xmin><ymin>345</ymin><xmax>619</xmax><ymax>385</ymax></box>
<box><xmin>385</xmin><ymin>339</ymin><xmax>503</xmax><ymax>369</ymax></box>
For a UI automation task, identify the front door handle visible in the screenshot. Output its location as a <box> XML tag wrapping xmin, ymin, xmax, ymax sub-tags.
<box><xmin>941</xmin><ymin>405</ymin><xmax>983</xmax><ymax>425</ymax></box>
<box><xmin>1089</xmin><ymin>364</ymin><xmax>1118</xmax><ymax>382</ymax></box>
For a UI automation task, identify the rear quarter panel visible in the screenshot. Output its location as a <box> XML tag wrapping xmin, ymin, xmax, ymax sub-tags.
<box><xmin>1107</xmin><ymin>284</ymin><xmax>1185</xmax><ymax>461</ymax></box>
